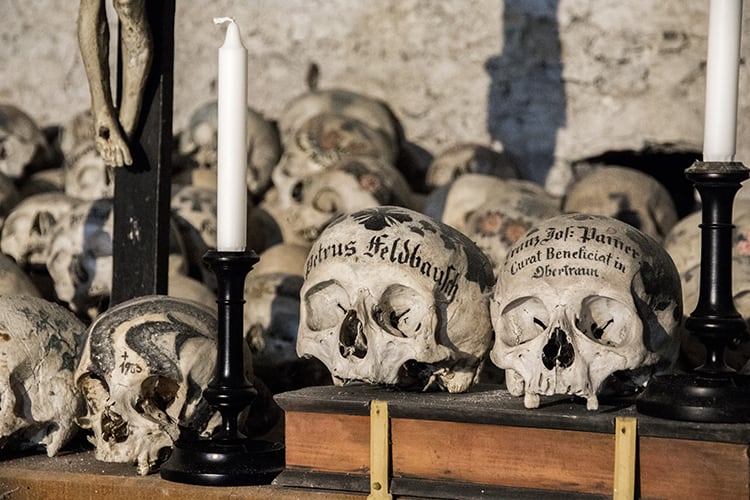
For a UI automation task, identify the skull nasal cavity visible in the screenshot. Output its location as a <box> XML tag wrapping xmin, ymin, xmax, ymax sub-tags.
<box><xmin>542</xmin><ymin>327</ymin><xmax>575</xmax><ymax>370</ymax></box>
<box><xmin>339</xmin><ymin>309</ymin><xmax>368</xmax><ymax>359</ymax></box>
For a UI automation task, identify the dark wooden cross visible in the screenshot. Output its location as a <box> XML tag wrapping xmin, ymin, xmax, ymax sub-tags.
<box><xmin>110</xmin><ymin>0</ymin><xmax>175</xmax><ymax>306</ymax></box>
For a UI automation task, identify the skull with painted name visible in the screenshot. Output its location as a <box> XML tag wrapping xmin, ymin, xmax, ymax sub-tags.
<box><xmin>0</xmin><ymin>296</ymin><xmax>86</xmax><ymax>456</ymax></box>
<box><xmin>297</xmin><ymin>206</ymin><xmax>496</xmax><ymax>393</ymax></box>
<box><xmin>490</xmin><ymin>214</ymin><xmax>682</xmax><ymax>410</ymax></box>
<box><xmin>75</xmin><ymin>295</ymin><xmax>221</xmax><ymax>475</ymax></box>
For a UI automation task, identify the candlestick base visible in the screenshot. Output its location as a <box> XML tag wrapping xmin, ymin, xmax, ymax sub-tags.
<box><xmin>636</xmin><ymin>372</ymin><xmax>750</xmax><ymax>422</ymax></box>
<box><xmin>161</xmin><ymin>249</ymin><xmax>285</xmax><ymax>484</ymax></box>
<box><xmin>637</xmin><ymin>160</ymin><xmax>750</xmax><ymax>423</ymax></box>
<box><xmin>160</xmin><ymin>433</ymin><xmax>284</xmax><ymax>486</ymax></box>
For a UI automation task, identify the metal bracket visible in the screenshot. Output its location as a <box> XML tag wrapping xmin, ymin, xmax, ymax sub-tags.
<box><xmin>368</xmin><ymin>400</ymin><xmax>392</xmax><ymax>500</ymax></box>
<box><xmin>613</xmin><ymin>416</ymin><xmax>637</xmax><ymax>500</ymax></box>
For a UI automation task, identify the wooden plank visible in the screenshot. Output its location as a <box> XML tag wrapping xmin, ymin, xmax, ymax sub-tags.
<box><xmin>390</xmin><ymin>418</ymin><xmax>614</xmax><ymax>496</ymax></box>
<box><xmin>613</xmin><ymin>416</ymin><xmax>637</xmax><ymax>499</ymax></box>
<box><xmin>639</xmin><ymin>436</ymin><xmax>749</xmax><ymax>500</ymax></box>
<box><xmin>367</xmin><ymin>400</ymin><xmax>392</xmax><ymax>499</ymax></box>
<box><xmin>110</xmin><ymin>0</ymin><xmax>174</xmax><ymax>305</ymax></box>
<box><xmin>0</xmin><ymin>451</ymin><xmax>362</xmax><ymax>500</ymax></box>
<box><xmin>284</xmin><ymin>411</ymin><xmax>370</xmax><ymax>474</ymax></box>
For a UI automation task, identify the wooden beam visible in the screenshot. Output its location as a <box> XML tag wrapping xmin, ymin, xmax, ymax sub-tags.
<box><xmin>111</xmin><ymin>0</ymin><xmax>174</xmax><ymax>305</ymax></box>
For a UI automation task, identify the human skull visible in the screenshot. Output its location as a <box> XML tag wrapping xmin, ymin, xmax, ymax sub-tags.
<box><xmin>425</xmin><ymin>143</ymin><xmax>520</xmax><ymax>190</ymax></box>
<box><xmin>297</xmin><ymin>206</ymin><xmax>496</xmax><ymax>393</ymax></box>
<box><xmin>170</xmin><ymin>185</ymin><xmax>218</xmax><ymax>287</ymax></box>
<box><xmin>176</xmin><ymin>101</ymin><xmax>281</xmax><ymax>198</ymax></box>
<box><xmin>244</xmin><ymin>243</ymin><xmax>322</xmax><ymax>392</ymax></box>
<box><xmin>0</xmin><ymin>103</ymin><xmax>55</xmax><ymax>179</ymax></box>
<box><xmin>57</xmin><ymin>108</ymin><xmax>94</xmax><ymax>161</ymax></box>
<box><xmin>18</xmin><ymin>167</ymin><xmax>65</xmax><ymax>198</ymax></box>
<box><xmin>0</xmin><ymin>170</ymin><xmax>22</xmax><ymax>231</ymax></box>
<box><xmin>75</xmin><ymin>295</ymin><xmax>221</xmax><ymax>475</ymax></box>
<box><xmin>277</xmin><ymin>88</ymin><xmax>402</xmax><ymax>159</ymax></box>
<box><xmin>664</xmin><ymin>206</ymin><xmax>750</xmax><ymax>276</ymax></box>
<box><xmin>46</xmin><ymin>198</ymin><xmax>113</xmax><ymax>316</ymax></box>
<box><xmin>490</xmin><ymin>213</ymin><xmax>682</xmax><ymax>410</ymax></box>
<box><xmin>563</xmin><ymin>166</ymin><xmax>678</xmax><ymax>242</ymax></box>
<box><xmin>64</xmin><ymin>141</ymin><xmax>115</xmax><ymax>200</ymax></box>
<box><xmin>46</xmin><ymin>197</ymin><xmax>209</xmax><ymax>317</ymax></box>
<box><xmin>1</xmin><ymin>192</ymin><xmax>80</xmax><ymax>268</ymax></box>
<box><xmin>0</xmin><ymin>252</ymin><xmax>42</xmax><ymax>298</ymax></box>
<box><xmin>0</xmin><ymin>296</ymin><xmax>85</xmax><ymax>456</ymax></box>
<box><xmin>264</xmin><ymin>156</ymin><xmax>416</xmax><ymax>247</ymax></box>
<box><xmin>423</xmin><ymin>174</ymin><xmax>561</xmax><ymax>273</ymax></box>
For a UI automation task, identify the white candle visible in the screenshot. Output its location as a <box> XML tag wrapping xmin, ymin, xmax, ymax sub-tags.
<box><xmin>703</xmin><ymin>0</ymin><xmax>744</xmax><ymax>162</ymax></box>
<box><xmin>214</xmin><ymin>17</ymin><xmax>248</xmax><ymax>251</ymax></box>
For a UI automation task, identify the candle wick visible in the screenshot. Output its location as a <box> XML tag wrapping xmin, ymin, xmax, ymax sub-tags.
<box><xmin>213</xmin><ymin>17</ymin><xmax>235</xmax><ymax>26</ymax></box>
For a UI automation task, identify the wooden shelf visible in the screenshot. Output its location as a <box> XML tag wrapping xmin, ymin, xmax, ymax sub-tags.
<box><xmin>0</xmin><ymin>449</ymin><xmax>363</xmax><ymax>500</ymax></box>
<box><xmin>274</xmin><ymin>384</ymin><xmax>750</xmax><ymax>499</ymax></box>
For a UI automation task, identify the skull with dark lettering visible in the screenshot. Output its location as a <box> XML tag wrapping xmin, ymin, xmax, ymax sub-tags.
<box><xmin>297</xmin><ymin>206</ymin><xmax>495</xmax><ymax>393</ymax></box>
<box><xmin>490</xmin><ymin>213</ymin><xmax>682</xmax><ymax>410</ymax></box>
<box><xmin>74</xmin><ymin>296</ymin><xmax>222</xmax><ymax>475</ymax></box>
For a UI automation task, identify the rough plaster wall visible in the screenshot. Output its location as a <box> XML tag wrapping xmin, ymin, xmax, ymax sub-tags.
<box><xmin>1</xmin><ymin>0</ymin><xmax>749</xmax><ymax>188</ymax></box>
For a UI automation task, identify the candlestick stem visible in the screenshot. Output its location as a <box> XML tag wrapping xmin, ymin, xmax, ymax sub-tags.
<box><xmin>636</xmin><ymin>161</ymin><xmax>750</xmax><ymax>422</ymax></box>
<box><xmin>161</xmin><ymin>250</ymin><xmax>284</xmax><ymax>485</ymax></box>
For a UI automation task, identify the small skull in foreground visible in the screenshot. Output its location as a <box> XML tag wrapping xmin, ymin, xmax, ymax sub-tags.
<box><xmin>297</xmin><ymin>206</ymin><xmax>496</xmax><ymax>393</ymax></box>
<box><xmin>0</xmin><ymin>296</ymin><xmax>86</xmax><ymax>456</ymax></box>
<box><xmin>491</xmin><ymin>214</ymin><xmax>682</xmax><ymax>410</ymax></box>
<box><xmin>75</xmin><ymin>296</ymin><xmax>220</xmax><ymax>475</ymax></box>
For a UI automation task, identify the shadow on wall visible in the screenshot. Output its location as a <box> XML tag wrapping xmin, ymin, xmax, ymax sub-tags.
<box><xmin>485</xmin><ymin>0</ymin><xmax>565</xmax><ymax>185</ymax></box>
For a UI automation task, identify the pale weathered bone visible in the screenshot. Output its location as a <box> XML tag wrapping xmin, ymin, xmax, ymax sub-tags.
<box><xmin>422</xmin><ymin>174</ymin><xmax>561</xmax><ymax>273</ymax></box>
<box><xmin>244</xmin><ymin>243</ymin><xmax>320</xmax><ymax>392</ymax></box>
<box><xmin>297</xmin><ymin>206</ymin><xmax>496</xmax><ymax>393</ymax></box>
<box><xmin>74</xmin><ymin>295</ymin><xmax>221</xmax><ymax>475</ymax></box>
<box><xmin>0</xmin><ymin>295</ymin><xmax>85</xmax><ymax>456</ymax></box>
<box><xmin>0</xmin><ymin>170</ymin><xmax>22</xmax><ymax>231</ymax></box>
<box><xmin>425</xmin><ymin>142</ymin><xmax>520</xmax><ymax>190</ymax></box>
<box><xmin>0</xmin><ymin>103</ymin><xmax>55</xmax><ymax>179</ymax></box>
<box><xmin>64</xmin><ymin>140</ymin><xmax>115</xmax><ymax>200</ymax></box>
<box><xmin>176</xmin><ymin>100</ymin><xmax>281</xmax><ymax>198</ymax></box>
<box><xmin>264</xmin><ymin>155</ymin><xmax>417</xmax><ymax>247</ymax></box>
<box><xmin>490</xmin><ymin>213</ymin><xmax>682</xmax><ymax>410</ymax></box>
<box><xmin>1</xmin><ymin>192</ymin><xmax>81</xmax><ymax>268</ymax></box>
<box><xmin>562</xmin><ymin>166</ymin><xmax>678</xmax><ymax>242</ymax></box>
<box><xmin>664</xmin><ymin>203</ymin><xmax>750</xmax><ymax>276</ymax></box>
<box><xmin>277</xmin><ymin>88</ymin><xmax>402</xmax><ymax>161</ymax></box>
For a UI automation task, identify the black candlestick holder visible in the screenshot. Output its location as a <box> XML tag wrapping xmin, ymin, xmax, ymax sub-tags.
<box><xmin>161</xmin><ymin>249</ymin><xmax>284</xmax><ymax>485</ymax></box>
<box><xmin>636</xmin><ymin>160</ymin><xmax>750</xmax><ymax>422</ymax></box>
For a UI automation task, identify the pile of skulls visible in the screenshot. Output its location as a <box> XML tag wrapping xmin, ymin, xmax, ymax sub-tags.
<box><xmin>0</xmin><ymin>82</ymin><xmax>724</xmax><ymax>474</ymax></box>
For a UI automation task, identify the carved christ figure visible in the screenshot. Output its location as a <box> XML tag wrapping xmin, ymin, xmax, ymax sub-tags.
<box><xmin>77</xmin><ymin>0</ymin><xmax>152</xmax><ymax>167</ymax></box>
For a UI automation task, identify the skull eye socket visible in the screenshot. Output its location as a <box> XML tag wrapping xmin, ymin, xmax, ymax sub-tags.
<box><xmin>312</xmin><ymin>187</ymin><xmax>340</xmax><ymax>214</ymax></box>
<box><xmin>373</xmin><ymin>284</ymin><xmax>429</xmax><ymax>338</ymax></box>
<box><xmin>576</xmin><ymin>296</ymin><xmax>633</xmax><ymax>347</ymax></box>
<box><xmin>499</xmin><ymin>297</ymin><xmax>549</xmax><ymax>345</ymax></box>
<box><xmin>304</xmin><ymin>279</ymin><xmax>350</xmax><ymax>330</ymax></box>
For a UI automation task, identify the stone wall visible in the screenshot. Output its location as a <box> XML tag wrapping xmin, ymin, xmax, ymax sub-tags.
<box><xmin>1</xmin><ymin>0</ymin><xmax>748</xmax><ymax>190</ymax></box>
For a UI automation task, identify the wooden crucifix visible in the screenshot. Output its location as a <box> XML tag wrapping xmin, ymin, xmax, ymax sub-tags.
<box><xmin>78</xmin><ymin>0</ymin><xmax>175</xmax><ymax>305</ymax></box>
